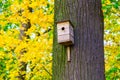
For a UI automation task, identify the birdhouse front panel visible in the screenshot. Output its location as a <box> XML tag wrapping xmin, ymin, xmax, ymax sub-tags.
<box><xmin>57</xmin><ymin>21</ymin><xmax>74</xmax><ymax>45</ymax></box>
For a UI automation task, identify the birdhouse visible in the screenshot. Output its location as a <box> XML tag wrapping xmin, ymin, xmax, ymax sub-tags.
<box><xmin>57</xmin><ymin>20</ymin><xmax>74</xmax><ymax>46</ymax></box>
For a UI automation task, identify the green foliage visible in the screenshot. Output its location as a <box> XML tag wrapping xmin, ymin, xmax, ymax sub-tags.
<box><xmin>0</xmin><ymin>0</ymin><xmax>54</xmax><ymax>79</ymax></box>
<box><xmin>102</xmin><ymin>0</ymin><xmax>120</xmax><ymax>79</ymax></box>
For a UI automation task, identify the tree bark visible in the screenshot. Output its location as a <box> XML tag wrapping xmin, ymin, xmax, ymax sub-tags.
<box><xmin>53</xmin><ymin>0</ymin><xmax>105</xmax><ymax>80</ymax></box>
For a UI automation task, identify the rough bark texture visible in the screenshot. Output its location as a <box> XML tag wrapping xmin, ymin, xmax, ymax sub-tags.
<box><xmin>53</xmin><ymin>0</ymin><xmax>105</xmax><ymax>80</ymax></box>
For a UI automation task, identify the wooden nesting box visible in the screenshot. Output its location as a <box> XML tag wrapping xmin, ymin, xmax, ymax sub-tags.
<box><xmin>57</xmin><ymin>21</ymin><xmax>74</xmax><ymax>45</ymax></box>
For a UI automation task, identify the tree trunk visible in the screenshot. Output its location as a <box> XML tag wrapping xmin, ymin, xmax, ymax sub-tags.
<box><xmin>18</xmin><ymin>21</ymin><xmax>31</xmax><ymax>80</ymax></box>
<box><xmin>53</xmin><ymin>0</ymin><xmax>105</xmax><ymax>80</ymax></box>
<box><xmin>18</xmin><ymin>7</ymin><xmax>32</xmax><ymax>80</ymax></box>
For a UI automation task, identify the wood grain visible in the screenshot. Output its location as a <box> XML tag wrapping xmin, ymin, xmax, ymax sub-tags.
<box><xmin>53</xmin><ymin>0</ymin><xmax>105</xmax><ymax>80</ymax></box>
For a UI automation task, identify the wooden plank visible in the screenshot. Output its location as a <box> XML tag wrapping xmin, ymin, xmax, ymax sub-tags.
<box><xmin>58</xmin><ymin>34</ymin><xmax>74</xmax><ymax>45</ymax></box>
<box><xmin>57</xmin><ymin>27</ymin><xmax>74</xmax><ymax>36</ymax></box>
